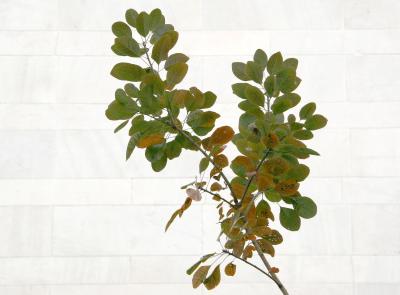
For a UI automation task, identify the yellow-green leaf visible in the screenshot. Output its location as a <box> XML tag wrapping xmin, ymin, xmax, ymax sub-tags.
<box><xmin>165</xmin><ymin>209</ymin><xmax>180</xmax><ymax>232</ymax></box>
<box><xmin>192</xmin><ymin>265</ymin><xmax>211</xmax><ymax>289</ymax></box>
<box><xmin>111</xmin><ymin>63</ymin><xmax>145</xmax><ymax>82</ymax></box>
<box><xmin>166</xmin><ymin>62</ymin><xmax>188</xmax><ymax>89</ymax></box>
<box><xmin>304</xmin><ymin>114</ymin><xmax>327</xmax><ymax>130</ymax></box>
<box><xmin>245</xmin><ymin>85</ymin><xmax>265</xmax><ymax>106</ymax></box>
<box><xmin>204</xmin><ymin>265</ymin><xmax>221</xmax><ymax>290</ymax></box>
<box><xmin>151</xmin><ymin>31</ymin><xmax>178</xmax><ymax>63</ymax></box>
<box><xmin>199</xmin><ymin>157</ymin><xmax>209</xmax><ymax>173</ymax></box>
<box><xmin>224</xmin><ymin>263</ymin><xmax>236</xmax><ymax>276</ymax></box>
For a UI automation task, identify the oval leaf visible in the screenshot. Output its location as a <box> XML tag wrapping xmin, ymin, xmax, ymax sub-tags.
<box><xmin>111</xmin><ymin>63</ymin><xmax>145</xmax><ymax>82</ymax></box>
<box><xmin>166</xmin><ymin>62</ymin><xmax>188</xmax><ymax>89</ymax></box>
<box><xmin>192</xmin><ymin>265</ymin><xmax>211</xmax><ymax>289</ymax></box>
<box><xmin>294</xmin><ymin>196</ymin><xmax>317</xmax><ymax>219</ymax></box>
<box><xmin>305</xmin><ymin>114</ymin><xmax>327</xmax><ymax>130</ymax></box>
<box><xmin>279</xmin><ymin>207</ymin><xmax>301</xmax><ymax>231</ymax></box>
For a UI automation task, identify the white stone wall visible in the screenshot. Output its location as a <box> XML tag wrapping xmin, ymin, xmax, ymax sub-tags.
<box><xmin>0</xmin><ymin>1</ymin><xmax>399</xmax><ymax>294</ymax></box>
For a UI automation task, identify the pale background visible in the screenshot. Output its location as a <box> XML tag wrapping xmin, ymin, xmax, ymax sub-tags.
<box><xmin>0</xmin><ymin>0</ymin><xmax>399</xmax><ymax>294</ymax></box>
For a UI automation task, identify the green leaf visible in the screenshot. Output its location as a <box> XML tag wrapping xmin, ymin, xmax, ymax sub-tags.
<box><xmin>232</xmin><ymin>62</ymin><xmax>250</xmax><ymax>81</ymax></box>
<box><xmin>293</xmin><ymin>129</ymin><xmax>313</xmax><ymax>140</ymax></box>
<box><xmin>305</xmin><ymin>114</ymin><xmax>327</xmax><ymax>130</ymax></box>
<box><xmin>126</xmin><ymin>133</ymin><xmax>140</xmax><ymax>160</ymax></box>
<box><xmin>187</xmin><ymin>261</ymin><xmax>202</xmax><ymax>276</ymax></box>
<box><xmin>293</xmin><ymin>197</ymin><xmax>317</xmax><ymax>219</ymax></box>
<box><xmin>264</xmin><ymin>75</ymin><xmax>277</xmax><ymax>97</ymax></box>
<box><xmin>111</xmin><ymin>63</ymin><xmax>145</xmax><ymax>82</ymax></box>
<box><xmin>105</xmin><ymin>100</ymin><xmax>137</xmax><ymax>120</ymax></box>
<box><xmin>299</xmin><ymin>102</ymin><xmax>316</xmax><ymax>120</ymax></box>
<box><xmin>114</xmin><ymin>120</ymin><xmax>129</xmax><ymax>133</ymax></box>
<box><xmin>232</xmin><ymin>83</ymin><xmax>252</xmax><ymax>99</ymax></box>
<box><xmin>165</xmin><ymin>140</ymin><xmax>182</xmax><ymax>160</ymax></box>
<box><xmin>114</xmin><ymin>88</ymin><xmax>132</xmax><ymax>104</ymax></box>
<box><xmin>164</xmin><ymin>53</ymin><xmax>189</xmax><ymax>70</ymax></box>
<box><xmin>246</xmin><ymin>61</ymin><xmax>263</xmax><ymax>84</ymax></box>
<box><xmin>203</xmin><ymin>91</ymin><xmax>217</xmax><ymax>108</ymax></box>
<box><xmin>204</xmin><ymin>265</ymin><xmax>221</xmax><ymax>290</ymax></box>
<box><xmin>151</xmin><ymin>155</ymin><xmax>167</xmax><ymax>172</ymax></box>
<box><xmin>286</xmin><ymin>164</ymin><xmax>310</xmax><ymax>182</ymax></box>
<box><xmin>267</xmin><ymin>52</ymin><xmax>283</xmax><ymax>74</ymax></box>
<box><xmin>199</xmin><ymin>158</ymin><xmax>209</xmax><ymax>173</ymax></box>
<box><xmin>192</xmin><ymin>265</ymin><xmax>211</xmax><ymax>289</ymax></box>
<box><xmin>254</xmin><ymin>49</ymin><xmax>268</xmax><ymax>67</ymax></box>
<box><xmin>112</xmin><ymin>21</ymin><xmax>132</xmax><ymax>37</ymax></box>
<box><xmin>276</xmin><ymin>68</ymin><xmax>298</xmax><ymax>93</ymax></box>
<box><xmin>271</xmin><ymin>93</ymin><xmax>300</xmax><ymax>114</ymax></box>
<box><xmin>166</xmin><ymin>62</ymin><xmax>188</xmax><ymax>89</ymax></box>
<box><xmin>151</xmin><ymin>31</ymin><xmax>179</xmax><ymax>63</ymax></box>
<box><xmin>150</xmin><ymin>24</ymin><xmax>175</xmax><ymax>44</ymax></box>
<box><xmin>125</xmin><ymin>9</ymin><xmax>138</xmax><ymax>27</ymax></box>
<box><xmin>112</xmin><ymin>36</ymin><xmax>141</xmax><ymax>57</ymax></box>
<box><xmin>149</xmin><ymin>8</ymin><xmax>165</xmax><ymax>31</ymax></box>
<box><xmin>136</xmin><ymin>12</ymin><xmax>151</xmax><ymax>37</ymax></box>
<box><xmin>187</xmin><ymin>110</ymin><xmax>220</xmax><ymax>136</ymax></box>
<box><xmin>186</xmin><ymin>253</ymin><xmax>215</xmax><ymax>276</ymax></box>
<box><xmin>124</xmin><ymin>83</ymin><xmax>139</xmax><ymax>98</ymax></box>
<box><xmin>145</xmin><ymin>143</ymin><xmax>165</xmax><ymax>163</ymax></box>
<box><xmin>185</xmin><ymin>87</ymin><xmax>205</xmax><ymax>111</ymax></box>
<box><xmin>283</xmin><ymin>58</ymin><xmax>298</xmax><ymax>70</ymax></box>
<box><xmin>265</xmin><ymin>191</ymin><xmax>281</xmax><ymax>202</ymax></box>
<box><xmin>245</xmin><ymin>85</ymin><xmax>265</xmax><ymax>106</ymax></box>
<box><xmin>279</xmin><ymin>207</ymin><xmax>301</xmax><ymax>231</ymax></box>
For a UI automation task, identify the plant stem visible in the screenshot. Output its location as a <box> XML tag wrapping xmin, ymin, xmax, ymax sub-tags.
<box><xmin>166</xmin><ymin>117</ymin><xmax>239</xmax><ymax>205</ymax></box>
<box><xmin>251</xmin><ymin>240</ymin><xmax>289</xmax><ymax>295</ymax></box>
<box><xmin>198</xmin><ymin>187</ymin><xmax>234</xmax><ymax>207</ymax></box>
<box><xmin>142</xmin><ymin>40</ymin><xmax>155</xmax><ymax>72</ymax></box>
<box><xmin>222</xmin><ymin>249</ymin><xmax>273</xmax><ymax>280</ymax></box>
<box><xmin>238</xmin><ymin>149</ymin><xmax>271</xmax><ymax>206</ymax></box>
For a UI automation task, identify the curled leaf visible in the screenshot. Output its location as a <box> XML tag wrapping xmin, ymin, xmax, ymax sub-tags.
<box><xmin>186</xmin><ymin>188</ymin><xmax>202</xmax><ymax>201</ymax></box>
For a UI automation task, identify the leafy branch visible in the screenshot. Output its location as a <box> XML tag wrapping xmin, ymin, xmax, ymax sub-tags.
<box><xmin>105</xmin><ymin>8</ymin><xmax>327</xmax><ymax>295</ymax></box>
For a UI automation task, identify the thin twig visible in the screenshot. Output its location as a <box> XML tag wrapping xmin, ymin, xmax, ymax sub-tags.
<box><xmin>222</xmin><ymin>249</ymin><xmax>274</xmax><ymax>280</ymax></box>
<box><xmin>252</xmin><ymin>240</ymin><xmax>289</xmax><ymax>295</ymax></box>
<box><xmin>238</xmin><ymin>149</ymin><xmax>271</xmax><ymax>207</ymax></box>
<box><xmin>198</xmin><ymin>187</ymin><xmax>234</xmax><ymax>207</ymax></box>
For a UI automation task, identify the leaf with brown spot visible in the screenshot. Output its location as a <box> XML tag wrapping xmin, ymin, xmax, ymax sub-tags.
<box><xmin>257</xmin><ymin>239</ymin><xmax>275</xmax><ymax>257</ymax></box>
<box><xmin>275</xmin><ymin>179</ymin><xmax>299</xmax><ymax>196</ymax></box>
<box><xmin>214</xmin><ymin>154</ymin><xmax>229</xmax><ymax>168</ymax></box>
<box><xmin>210</xmin><ymin>167</ymin><xmax>221</xmax><ymax>177</ymax></box>
<box><xmin>263</xmin><ymin>229</ymin><xmax>283</xmax><ymax>245</ymax></box>
<box><xmin>262</xmin><ymin>157</ymin><xmax>289</xmax><ymax>176</ymax></box>
<box><xmin>231</xmin><ymin>156</ymin><xmax>256</xmax><ymax>177</ymax></box>
<box><xmin>253</xmin><ymin>226</ymin><xmax>272</xmax><ymax>237</ymax></box>
<box><xmin>262</xmin><ymin>132</ymin><xmax>280</xmax><ymax>148</ymax></box>
<box><xmin>256</xmin><ymin>174</ymin><xmax>274</xmax><ymax>191</ymax></box>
